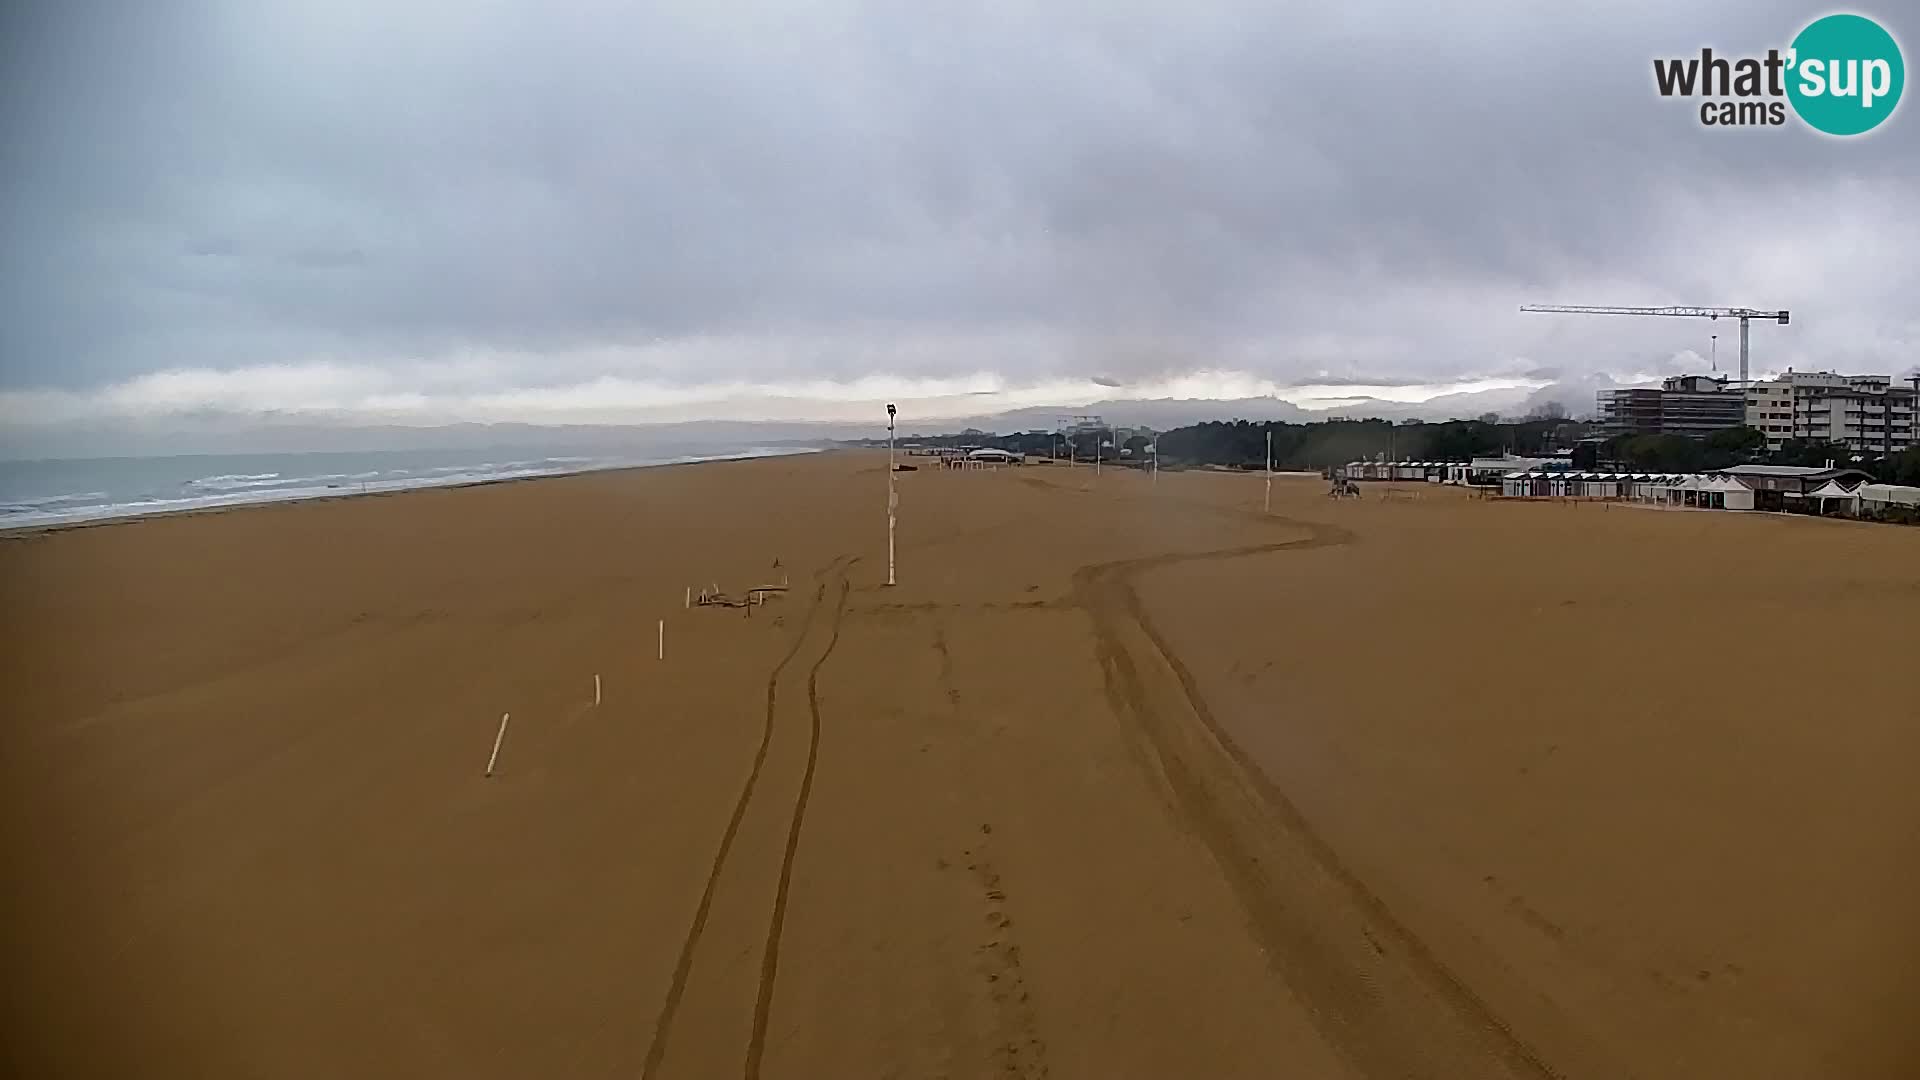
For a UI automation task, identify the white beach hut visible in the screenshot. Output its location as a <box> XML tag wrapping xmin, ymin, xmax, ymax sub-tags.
<box><xmin>1808</xmin><ymin>478</ymin><xmax>1862</xmax><ymax>515</ymax></box>
<box><xmin>1710</xmin><ymin>474</ymin><xmax>1755</xmax><ymax>511</ymax></box>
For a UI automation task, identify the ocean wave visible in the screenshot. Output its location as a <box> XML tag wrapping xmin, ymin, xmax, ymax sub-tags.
<box><xmin>188</xmin><ymin>472</ymin><xmax>280</xmax><ymax>487</ymax></box>
<box><xmin>193</xmin><ymin>476</ymin><xmax>300</xmax><ymax>491</ymax></box>
<box><xmin>491</xmin><ymin>457</ymin><xmax>608</xmax><ymax>472</ymax></box>
<box><xmin>0</xmin><ymin>491</ymin><xmax>111</xmax><ymax>512</ymax></box>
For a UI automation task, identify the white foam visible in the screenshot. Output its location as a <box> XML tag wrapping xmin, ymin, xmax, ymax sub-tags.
<box><xmin>187</xmin><ymin>472</ymin><xmax>281</xmax><ymax>487</ymax></box>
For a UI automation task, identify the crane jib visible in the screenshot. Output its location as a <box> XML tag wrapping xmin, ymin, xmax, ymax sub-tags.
<box><xmin>1518</xmin><ymin>305</ymin><xmax>1787</xmax><ymax>325</ymax></box>
<box><xmin>1517</xmin><ymin>304</ymin><xmax>1791</xmax><ymax>386</ymax></box>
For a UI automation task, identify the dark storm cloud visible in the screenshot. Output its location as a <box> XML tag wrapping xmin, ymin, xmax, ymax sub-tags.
<box><xmin>1</xmin><ymin>0</ymin><xmax>1915</xmax><ymax>428</ymax></box>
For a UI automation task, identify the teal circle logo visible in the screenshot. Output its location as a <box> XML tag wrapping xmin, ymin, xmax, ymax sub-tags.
<box><xmin>1786</xmin><ymin>14</ymin><xmax>1904</xmax><ymax>135</ymax></box>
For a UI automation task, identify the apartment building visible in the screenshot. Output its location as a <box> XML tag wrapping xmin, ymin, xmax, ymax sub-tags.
<box><xmin>1745</xmin><ymin>371</ymin><xmax>1920</xmax><ymax>453</ymax></box>
<box><xmin>1745</xmin><ymin>380</ymin><xmax>1795</xmax><ymax>448</ymax></box>
<box><xmin>1597</xmin><ymin>374</ymin><xmax>1745</xmax><ymax>438</ymax></box>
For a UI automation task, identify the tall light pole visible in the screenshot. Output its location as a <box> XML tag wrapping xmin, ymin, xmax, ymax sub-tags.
<box><xmin>886</xmin><ymin>403</ymin><xmax>897</xmax><ymax>587</ymax></box>
<box><xmin>1265</xmin><ymin>428</ymin><xmax>1273</xmax><ymax>513</ymax></box>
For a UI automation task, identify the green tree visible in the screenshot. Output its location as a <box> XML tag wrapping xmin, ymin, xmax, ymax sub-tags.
<box><xmin>1704</xmin><ymin>426</ymin><xmax>1766</xmax><ymax>454</ymax></box>
<box><xmin>1886</xmin><ymin>447</ymin><xmax>1920</xmax><ymax>486</ymax></box>
<box><xmin>1773</xmin><ymin>438</ymin><xmax>1852</xmax><ymax>468</ymax></box>
<box><xmin>1612</xmin><ymin>434</ymin><xmax>1705</xmax><ymax>472</ymax></box>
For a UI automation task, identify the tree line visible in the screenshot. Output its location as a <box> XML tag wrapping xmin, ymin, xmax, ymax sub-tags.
<box><xmin>1153</xmin><ymin>417</ymin><xmax>1585</xmax><ymax>470</ymax></box>
<box><xmin>873</xmin><ymin>417</ymin><xmax>1585</xmax><ymax>468</ymax></box>
<box><xmin>871</xmin><ymin>418</ymin><xmax>1920</xmax><ymax>484</ymax></box>
<box><xmin>1152</xmin><ymin>420</ymin><xmax>1920</xmax><ymax>482</ymax></box>
<box><xmin>1606</xmin><ymin>428</ymin><xmax>1920</xmax><ymax>482</ymax></box>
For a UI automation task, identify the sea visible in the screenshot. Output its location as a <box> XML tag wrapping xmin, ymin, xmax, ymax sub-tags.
<box><xmin>0</xmin><ymin>444</ymin><xmax>818</xmax><ymax>531</ymax></box>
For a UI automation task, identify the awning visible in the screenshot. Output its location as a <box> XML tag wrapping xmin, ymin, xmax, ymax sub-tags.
<box><xmin>1858</xmin><ymin>483</ymin><xmax>1920</xmax><ymax>506</ymax></box>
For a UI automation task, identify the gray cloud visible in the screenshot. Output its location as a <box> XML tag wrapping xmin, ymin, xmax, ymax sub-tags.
<box><xmin>2</xmin><ymin>0</ymin><xmax>1916</xmax><ymax>435</ymax></box>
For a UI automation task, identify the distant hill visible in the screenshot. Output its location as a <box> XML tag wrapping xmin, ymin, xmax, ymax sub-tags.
<box><xmin>2</xmin><ymin>384</ymin><xmax>1615</xmax><ymax>460</ymax></box>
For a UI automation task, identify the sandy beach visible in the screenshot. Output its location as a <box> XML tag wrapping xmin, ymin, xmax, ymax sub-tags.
<box><xmin>4</xmin><ymin>450</ymin><xmax>1916</xmax><ymax>1078</ymax></box>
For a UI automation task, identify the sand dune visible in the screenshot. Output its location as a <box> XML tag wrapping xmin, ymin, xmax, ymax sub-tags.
<box><xmin>3</xmin><ymin>452</ymin><xmax>1915</xmax><ymax>1078</ymax></box>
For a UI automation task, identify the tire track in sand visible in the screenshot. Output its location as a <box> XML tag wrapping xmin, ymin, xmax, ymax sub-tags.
<box><xmin>743</xmin><ymin>573</ymin><xmax>852</xmax><ymax>1078</ymax></box>
<box><xmin>1072</xmin><ymin>517</ymin><xmax>1563</xmax><ymax>1080</ymax></box>
<box><xmin>641</xmin><ymin>555</ymin><xmax>854</xmax><ymax>1080</ymax></box>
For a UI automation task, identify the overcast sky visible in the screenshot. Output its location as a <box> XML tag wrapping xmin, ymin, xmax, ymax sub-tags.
<box><xmin>2</xmin><ymin>1</ymin><xmax>1915</xmax><ymax>437</ymax></box>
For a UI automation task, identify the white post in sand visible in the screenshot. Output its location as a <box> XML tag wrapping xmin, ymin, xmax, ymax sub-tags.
<box><xmin>594</xmin><ymin>673</ymin><xmax>601</xmax><ymax>705</ymax></box>
<box><xmin>1265</xmin><ymin>430</ymin><xmax>1273</xmax><ymax>513</ymax></box>
<box><xmin>886</xmin><ymin>402</ymin><xmax>897</xmax><ymax>587</ymax></box>
<box><xmin>685</xmin><ymin>585</ymin><xmax>690</xmax><ymax>610</ymax></box>
<box><xmin>658</xmin><ymin>619</ymin><xmax>665</xmax><ymax>661</ymax></box>
<box><xmin>485</xmin><ymin>713</ymin><xmax>510</xmax><ymax>777</ymax></box>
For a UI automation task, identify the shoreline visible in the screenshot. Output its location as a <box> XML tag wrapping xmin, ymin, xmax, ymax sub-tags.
<box><xmin>0</xmin><ymin>446</ymin><xmax>825</xmax><ymax>539</ymax></box>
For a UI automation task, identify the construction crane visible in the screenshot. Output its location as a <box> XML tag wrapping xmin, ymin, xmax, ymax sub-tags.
<box><xmin>1519</xmin><ymin>305</ymin><xmax>1790</xmax><ymax>387</ymax></box>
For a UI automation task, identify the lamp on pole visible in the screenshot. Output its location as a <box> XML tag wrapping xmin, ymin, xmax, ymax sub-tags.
<box><xmin>886</xmin><ymin>403</ymin><xmax>897</xmax><ymax>587</ymax></box>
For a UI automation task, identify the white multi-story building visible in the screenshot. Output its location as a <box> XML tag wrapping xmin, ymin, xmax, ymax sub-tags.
<box><xmin>1744</xmin><ymin>380</ymin><xmax>1796</xmax><ymax>448</ymax></box>
<box><xmin>1744</xmin><ymin>371</ymin><xmax>1919</xmax><ymax>454</ymax></box>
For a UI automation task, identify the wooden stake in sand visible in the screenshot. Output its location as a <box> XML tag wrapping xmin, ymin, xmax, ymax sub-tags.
<box><xmin>594</xmin><ymin>673</ymin><xmax>602</xmax><ymax>705</ymax></box>
<box><xmin>485</xmin><ymin>713</ymin><xmax>511</xmax><ymax>777</ymax></box>
<box><xmin>658</xmin><ymin>619</ymin><xmax>665</xmax><ymax>661</ymax></box>
<box><xmin>685</xmin><ymin>585</ymin><xmax>691</xmax><ymax>610</ymax></box>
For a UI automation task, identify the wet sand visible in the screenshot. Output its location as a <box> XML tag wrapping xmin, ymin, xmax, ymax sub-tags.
<box><xmin>3</xmin><ymin>452</ymin><xmax>1916</xmax><ymax>1078</ymax></box>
